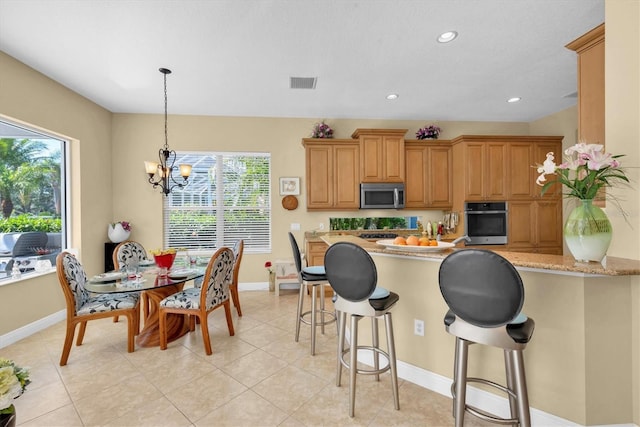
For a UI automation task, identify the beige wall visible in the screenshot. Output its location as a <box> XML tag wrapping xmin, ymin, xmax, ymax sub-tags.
<box><xmin>606</xmin><ymin>1</ymin><xmax>640</xmax><ymax>423</ymax></box>
<box><xmin>0</xmin><ymin>51</ymin><xmax>113</xmax><ymax>333</ymax></box>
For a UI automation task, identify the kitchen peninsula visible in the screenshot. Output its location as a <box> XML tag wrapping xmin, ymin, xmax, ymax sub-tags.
<box><xmin>312</xmin><ymin>232</ymin><xmax>640</xmax><ymax>425</ymax></box>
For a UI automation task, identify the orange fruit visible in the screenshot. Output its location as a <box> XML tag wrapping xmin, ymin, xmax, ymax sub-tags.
<box><xmin>429</xmin><ymin>240</ymin><xmax>438</xmax><ymax>246</ymax></box>
<box><xmin>419</xmin><ymin>237</ymin><xmax>430</xmax><ymax>246</ymax></box>
<box><xmin>393</xmin><ymin>236</ymin><xmax>407</xmax><ymax>245</ymax></box>
<box><xmin>406</xmin><ymin>235</ymin><xmax>419</xmax><ymax>246</ymax></box>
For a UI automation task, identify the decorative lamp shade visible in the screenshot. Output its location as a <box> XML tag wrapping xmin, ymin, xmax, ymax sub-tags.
<box><xmin>154</xmin><ymin>253</ymin><xmax>176</xmax><ymax>270</ymax></box>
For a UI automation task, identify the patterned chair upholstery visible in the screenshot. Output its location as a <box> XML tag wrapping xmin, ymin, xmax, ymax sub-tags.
<box><xmin>159</xmin><ymin>247</ymin><xmax>235</xmax><ymax>355</ymax></box>
<box><xmin>113</xmin><ymin>240</ymin><xmax>149</xmax><ymax>270</ymax></box>
<box><xmin>56</xmin><ymin>252</ymin><xmax>140</xmax><ymax>366</ymax></box>
<box><xmin>113</xmin><ymin>240</ymin><xmax>151</xmax><ymax>321</ymax></box>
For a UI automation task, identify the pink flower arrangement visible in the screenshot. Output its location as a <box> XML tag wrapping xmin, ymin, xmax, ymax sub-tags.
<box><xmin>416</xmin><ymin>125</ymin><xmax>441</xmax><ymax>140</ymax></box>
<box><xmin>536</xmin><ymin>142</ymin><xmax>629</xmax><ymax>200</ymax></box>
<box><xmin>311</xmin><ymin>121</ymin><xmax>334</xmax><ymax>138</ymax></box>
<box><xmin>112</xmin><ymin>221</ymin><xmax>131</xmax><ymax>232</ymax></box>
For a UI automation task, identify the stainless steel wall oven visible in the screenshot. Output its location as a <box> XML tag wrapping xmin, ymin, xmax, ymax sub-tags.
<box><xmin>464</xmin><ymin>201</ymin><xmax>508</xmax><ymax>245</ymax></box>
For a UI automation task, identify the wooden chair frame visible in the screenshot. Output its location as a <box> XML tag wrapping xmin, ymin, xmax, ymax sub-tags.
<box><xmin>56</xmin><ymin>252</ymin><xmax>140</xmax><ymax>366</ymax></box>
<box><xmin>229</xmin><ymin>239</ymin><xmax>244</xmax><ymax>316</ymax></box>
<box><xmin>159</xmin><ymin>247</ymin><xmax>235</xmax><ymax>355</ymax></box>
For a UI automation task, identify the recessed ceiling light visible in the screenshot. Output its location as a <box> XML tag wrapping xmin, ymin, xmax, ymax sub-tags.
<box><xmin>507</xmin><ymin>97</ymin><xmax>522</xmax><ymax>103</ymax></box>
<box><xmin>386</xmin><ymin>94</ymin><xmax>399</xmax><ymax>100</ymax></box>
<box><xmin>437</xmin><ymin>31</ymin><xmax>458</xmax><ymax>43</ymax></box>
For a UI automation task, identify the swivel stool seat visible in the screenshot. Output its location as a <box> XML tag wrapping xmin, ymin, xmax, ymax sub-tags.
<box><xmin>439</xmin><ymin>249</ymin><xmax>535</xmax><ymax>427</ymax></box>
<box><xmin>324</xmin><ymin>242</ymin><xmax>400</xmax><ymax>418</ymax></box>
<box><xmin>288</xmin><ymin>232</ymin><xmax>336</xmax><ymax>355</ymax></box>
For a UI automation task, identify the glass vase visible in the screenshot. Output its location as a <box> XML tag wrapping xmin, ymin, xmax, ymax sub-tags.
<box><xmin>563</xmin><ymin>199</ymin><xmax>612</xmax><ymax>262</ymax></box>
<box><xmin>0</xmin><ymin>404</ymin><xmax>16</xmax><ymax>427</ymax></box>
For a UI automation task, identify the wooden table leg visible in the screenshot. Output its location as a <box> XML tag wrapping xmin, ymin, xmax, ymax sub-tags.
<box><xmin>136</xmin><ymin>284</ymin><xmax>188</xmax><ymax>347</ymax></box>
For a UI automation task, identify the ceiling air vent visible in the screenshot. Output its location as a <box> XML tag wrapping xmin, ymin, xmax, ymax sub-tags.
<box><xmin>290</xmin><ymin>77</ymin><xmax>317</xmax><ymax>89</ymax></box>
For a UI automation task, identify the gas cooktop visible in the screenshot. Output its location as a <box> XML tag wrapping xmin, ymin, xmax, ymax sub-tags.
<box><xmin>359</xmin><ymin>232</ymin><xmax>399</xmax><ymax>239</ymax></box>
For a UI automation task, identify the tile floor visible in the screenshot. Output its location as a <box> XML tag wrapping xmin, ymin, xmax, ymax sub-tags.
<box><xmin>2</xmin><ymin>289</ymin><xmax>492</xmax><ymax>426</ymax></box>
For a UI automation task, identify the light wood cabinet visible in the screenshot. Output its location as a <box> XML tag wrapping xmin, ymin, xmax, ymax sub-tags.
<box><xmin>303</xmin><ymin>139</ymin><xmax>359</xmax><ymax>210</ymax></box>
<box><xmin>404</xmin><ymin>140</ymin><xmax>452</xmax><ymax>208</ymax></box>
<box><xmin>566</xmin><ymin>23</ymin><xmax>604</xmax><ymax>145</ymax></box>
<box><xmin>452</xmin><ymin>136</ymin><xmax>508</xmax><ymax>202</ymax></box>
<box><xmin>509</xmin><ymin>138</ymin><xmax>564</xmax><ymax>199</ymax></box>
<box><xmin>508</xmin><ymin>200</ymin><xmax>562</xmax><ymax>253</ymax></box>
<box><xmin>352</xmin><ymin>128</ymin><xmax>407</xmax><ymax>183</ymax></box>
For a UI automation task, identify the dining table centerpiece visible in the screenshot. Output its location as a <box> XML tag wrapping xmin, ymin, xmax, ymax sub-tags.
<box><xmin>107</xmin><ymin>220</ymin><xmax>131</xmax><ymax>243</ymax></box>
<box><xmin>0</xmin><ymin>358</ymin><xmax>30</xmax><ymax>427</ymax></box>
<box><xmin>536</xmin><ymin>142</ymin><xmax>630</xmax><ymax>262</ymax></box>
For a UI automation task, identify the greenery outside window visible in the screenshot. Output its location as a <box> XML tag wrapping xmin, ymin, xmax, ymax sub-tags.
<box><xmin>0</xmin><ymin>119</ymin><xmax>67</xmax><ymax>278</ymax></box>
<box><xmin>163</xmin><ymin>152</ymin><xmax>271</xmax><ymax>253</ymax></box>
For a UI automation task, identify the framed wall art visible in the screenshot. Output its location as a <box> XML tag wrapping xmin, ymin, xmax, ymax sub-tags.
<box><xmin>279</xmin><ymin>177</ymin><xmax>300</xmax><ymax>195</ymax></box>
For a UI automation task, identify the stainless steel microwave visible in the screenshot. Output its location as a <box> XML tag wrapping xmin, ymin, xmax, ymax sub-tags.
<box><xmin>360</xmin><ymin>183</ymin><xmax>405</xmax><ymax>209</ymax></box>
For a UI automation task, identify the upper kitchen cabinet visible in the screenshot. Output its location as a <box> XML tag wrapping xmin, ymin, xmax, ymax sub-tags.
<box><xmin>302</xmin><ymin>139</ymin><xmax>360</xmax><ymax>210</ymax></box>
<box><xmin>566</xmin><ymin>23</ymin><xmax>604</xmax><ymax>146</ymax></box>
<box><xmin>508</xmin><ymin>137</ymin><xmax>564</xmax><ymax>199</ymax></box>
<box><xmin>451</xmin><ymin>136</ymin><xmax>508</xmax><ymax>202</ymax></box>
<box><xmin>405</xmin><ymin>140</ymin><xmax>452</xmax><ymax>208</ymax></box>
<box><xmin>452</xmin><ymin>135</ymin><xmax>563</xmax><ymax>204</ymax></box>
<box><xmin>352</xmin><ymin>128</ymin><xmax>407</xmax><ymax>183</ymax></box>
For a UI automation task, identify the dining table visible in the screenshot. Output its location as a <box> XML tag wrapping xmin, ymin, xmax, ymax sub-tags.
<box><xmin>85</xmin><ymin>261</ymin><xmax>205</xmax><ymax>347</ymax></box>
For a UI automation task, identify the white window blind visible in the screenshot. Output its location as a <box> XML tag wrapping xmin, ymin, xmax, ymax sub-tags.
<box><xmin>163</xmin><ymin>152</ymin><xmax>271</xmax><ymax>253</ymax></box>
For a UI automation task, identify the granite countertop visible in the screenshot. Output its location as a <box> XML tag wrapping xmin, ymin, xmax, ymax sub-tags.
<box><xmin>313</xmin><ymin>232</ymin><xmax>640</xmax><ymax>276</ymax></box>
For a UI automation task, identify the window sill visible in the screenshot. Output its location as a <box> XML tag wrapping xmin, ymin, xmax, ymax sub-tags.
<box><xmin>0</xmin><ymin>268</ymin><xmax>56</xmax><ymax>287</ymax></box>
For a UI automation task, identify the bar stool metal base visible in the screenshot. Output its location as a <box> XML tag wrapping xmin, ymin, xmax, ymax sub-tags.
<box><xmin>451</xmin><ymin>337</ymin><xmax>531</xmax><ymax>427</ymax></box>
<box><xmin>295</xmin><ymin>281</ymin><xmax>336</xmax><ymax>355</ymax></box>
<box><xmin>337</xmin><ymin>311</ymin><xmax>400</xmax><ymax>418</ymax></box>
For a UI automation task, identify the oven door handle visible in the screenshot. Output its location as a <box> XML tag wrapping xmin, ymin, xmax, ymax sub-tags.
<box><xmin>465</xmin><ymin>210</ymin><xmax>507</xmax><ymax>214</ymax></box>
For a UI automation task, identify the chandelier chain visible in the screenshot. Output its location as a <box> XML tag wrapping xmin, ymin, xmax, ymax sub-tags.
<box><xmin>164</xmin><ymin>71</ymin><xmax>169</xmax><ymax>151</ymax></box>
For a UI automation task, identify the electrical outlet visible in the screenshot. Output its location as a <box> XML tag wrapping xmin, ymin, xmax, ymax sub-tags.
<box><xmin>290</xmin><ymin>223</ymin><xmax>301</xmax><ymax>231</ymax></box>
<box><xmin>318</xmin><ymin>223</ymin><xmax>324</xmax><ymax>230</ymax></box>
<box><xmin>414</xmin><ymin>319</ymin><xmax>425</xmax><ymax>336</ymax></box>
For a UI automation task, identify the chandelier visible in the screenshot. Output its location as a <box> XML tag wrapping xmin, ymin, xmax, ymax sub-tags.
<box><xmin>144</xmin><ymin>68</ymin><xmax>192</xmax><ymax>195</ymax></box>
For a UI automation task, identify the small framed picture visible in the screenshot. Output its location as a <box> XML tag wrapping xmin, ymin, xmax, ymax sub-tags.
<box><xmin>279</xmin><ymin>177</ymin><xmax>300</xmax><ymax>195</ymax></box>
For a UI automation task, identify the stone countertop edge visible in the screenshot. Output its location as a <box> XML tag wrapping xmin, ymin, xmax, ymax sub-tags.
<box><xmin>313</xmin><ymin>233</ymin><xmax>640</xmax><ymax>277</ymax></box>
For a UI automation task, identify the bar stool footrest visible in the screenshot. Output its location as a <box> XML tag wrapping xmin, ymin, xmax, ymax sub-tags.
<box><xmin>451</xmin><ymin>377</ymin><xmax>519</xmax><ymax>425</ymax></box>
<box><xmin>300</xmin><ymin>309</ymin><xmax>336</xmax><ymax>327</ymax></box>
<box><xmin>340</xmin><ymin>346</ymin><xmax>391</xmax><ymax>376</ymax></box>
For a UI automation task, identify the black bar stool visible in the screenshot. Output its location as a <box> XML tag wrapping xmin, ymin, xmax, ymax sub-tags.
<box><xmin>324</xmin><ymin>242</ymin><xmax>400</xmax><ymax>418</ymax></box>
<box><xmin>439</xmin><ymin>249</ymin><xmax>535</xmax><ymax>427</ymax></box>
<box><xmin>288</xmin><ymin>232</ymin><xmax>336</xmax><ymax>355</ymax></box>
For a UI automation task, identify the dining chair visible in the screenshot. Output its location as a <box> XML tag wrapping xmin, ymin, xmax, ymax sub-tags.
<box><xmin>113</xmin><ymin>240</ymin><xmax>151</xmax><ymax>322</ymax></box>
<box><xmin>56</xmin><ymin>251</ymin><xmax>140</xmax><ymax>366</ymax></box>
<box><xmin>229</xmin><ymin>239</ymin><xmax>244</xmax><ymax>316</ymax></box>
<box><xmin>158</xmin><ymin>246</ymin><xmax>235</xmax><ymax>355</ymax></box>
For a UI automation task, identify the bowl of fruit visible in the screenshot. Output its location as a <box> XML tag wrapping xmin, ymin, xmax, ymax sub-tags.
<box><xmin>150</xmin><ymin>248</ymin><xmax>177</xmax><ymax>270</ymax></box>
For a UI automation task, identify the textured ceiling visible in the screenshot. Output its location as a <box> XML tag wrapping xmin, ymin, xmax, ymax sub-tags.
<box><xmin>0</xmin><ymin>0</ymin><xmax>604</xmax><ymax>122</ymax></box>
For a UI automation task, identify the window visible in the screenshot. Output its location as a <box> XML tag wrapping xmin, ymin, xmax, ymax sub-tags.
<box><xmin>163</xmin><ymin>152</ymin><xmax>271</xmax><ymax>253</ymax></box>
<box><xmin>0</xmin><ymin>118</ymin><xmax>67</xmax><ymax>279</ymax></box>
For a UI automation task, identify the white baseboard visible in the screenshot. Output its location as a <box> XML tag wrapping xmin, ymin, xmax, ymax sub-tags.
<box><xmin>238</xmin><ymin>281</ymin><xmax>269</xmax><ymax>291</ymax></box>
<box><xmin>0</xmin><ymin>309</ymin><xmax>65</xmax><ymax>348</ymax></box>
